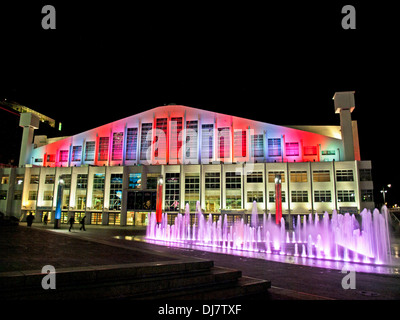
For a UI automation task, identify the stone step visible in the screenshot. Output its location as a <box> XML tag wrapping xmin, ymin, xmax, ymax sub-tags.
<box><xmin>141</xmin><ymin>275</ymin><xmax>271</xmax><ymax>300</ymax></box>
<box><xmin>0</xmin><ymin>259</ymin><xmax>270</xmax><ymax>300</ymax></box>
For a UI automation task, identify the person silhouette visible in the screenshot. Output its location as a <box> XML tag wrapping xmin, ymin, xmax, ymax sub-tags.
<box><xmin>26</xmin><ymin>213</ymin><xmax>34</xmax><ymax>227</ymax></box>
<box><xmin>43</xmin><ymin>213</ymin><xmax>48</xmax><ymax>225</ymax></box>
<box><xmin>79</xmin><ymin>216</ymin><xmax>86</xmax><ymax>231</ymax></box>
<box><xmin>68</xmin><ymin>216</ymin><xmax>75</xmax><ymax>232</ymax></box>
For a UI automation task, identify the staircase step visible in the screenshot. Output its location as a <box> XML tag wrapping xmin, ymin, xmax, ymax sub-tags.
<box><xmin>0</xmin><ymin>259</ymin><xmax>270</xmax><ymax>300</ymax></box>
<box><xmin>142</xmin><ymin>275</ymin><xmax>271</xmax><ymax>300</ymax></box>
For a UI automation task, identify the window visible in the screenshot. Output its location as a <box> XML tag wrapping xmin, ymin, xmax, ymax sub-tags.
<box><xmin>336</xmin><ymin>170</ymin><xmax>354</xmax><ymax>181</ymax></box>
<box><xmin>201</xmin><ymin>124</ymin><xmax>213</xmax><ymax>161</ymax></box>
<box><xmin>226</xmin><ymin>172</ymin><xmax>241</xmax><ymax>189</ymax></box>
<box><xmin>155</xmin><ymin>118</ymin><xmax>167</xmax><ymax>160</ymax></box>
<box><xmin>205</xmin><ymin>172</ymin><xmax>220</xmax><ymax>189</ymax></box>
<box><xmin>91</xmin><ymin>212</ymin><xmax>102</xmax><ymax>225</ymax></box>
<box><xmin>322</xmin><ymin>150</ymin><xmax>335</xmax><ymax>156</ymax></box>
<box><xmin>304</xmin><ymin>146</ymin><xmax>317</xmax><ymax>156</ymax></box>
<box><xmin>30</xmin><ymin>175</ymin><xmax>39</xmax><ymax>184</ymax></box>
<box><xmin>205</xmin><ymin>172</ymin><xmax>220</xmax><ymax>212</ymax></box>
<box><xmin>291</xmin><ymin>191</ymin><xmax>308</xmax><ymax>202</ymax></box>
<box><xmin>92</xmin><ymin>173</ymin><xmax>105</xmax><ymax>209</ymax></box>
<box><xmin>226</xmin><ymin>195</ymin><xmax>241</xmax><ymax>209</ymax></box>
<box><xmin>247</xmin><ymin>172</ymin><xmax>263</xmax><ymax>183</ymax></box>
<box><xmin>76</xmin><ymin>174</ymin><xmax>87</xmax><ymax>209</ymax></box>
<box><xmin>76</xmin><ymin>195</ymin><xmax>86</xmax><ymax>210</ymax></box>
<box><xmin>47</xmin><ymin>154</ymin><xmax>55</xmax><ymax>162</ymax></box>
<box><xmin>43</xmin><ymin>191</ymin><xmax>53</xmax><ymax>201</ymax></box>
<box><xmin>170</xmin><ymin>117</ymin><xmax>183</xmax><ymax>162</ymax></box>
<box><xmin>268</xmin><ymin>171</ymin><xmax>285</xmax><ymax>183</ymax></box>
<box><xmin>252</xmin><ymin>134</ymin><xmax>264</xmax><ymax>158</ymax></box>
<box><xmin>126</xmin><ymin>128</ymin><xmax>138</xmax><ymax>160</ymax></box>
<box><xmin>361</xmin><ymin>189</ymin><xmax>374</xmax><ymax>202</ymax></box>
<box><xmin>60</xmin><ymin>174</ymin><xmax>71</xmax><ymax>189</ymax></box>
<box><xmin>205</xmin><ymin>172</ymin><xmax>221</xmax><ymax>212</ymax></box>
<box><xmin>165</xmin><ymin>173</ymin><xmax>180</xmax><ymax>211</ymax></box>
<box><xmin>127</xmin><ymin>191</ymin><xmax>156</xmax><ymax>210</ymax></box>
<box><xmin>185</xmin><ymin>173</ymin><xmax>200</xmax><ymax>211</ymax></box>
<box><xmin>268</xmin><ymin>138</ymin><xmax>281</xmax><ymax>157</ymax></box>
<box><xmin>140</xmin><ymin>123</ymin><xmax>152</xmax><ymax>161</ymax></box>
<box><xmin>93</xmin><ymin>173</ymin><xmax>105</xmax><ymax>189</ymax></box>
<box><xmin>290</xmin><ymin>171</ymin><xmax>308</xmax><ymax>183</ymax></box>
<box><xmin>14</xmin><ymin>190</ymin><xmax>22</xmax><ymax>200</ymax></box>
<box><xmin>59</xmin><ymin>150</ymin><xmax>69</xmax><ymax>162</ymax></box>
<box><xmin>286</xmin><ymin>142</ymin><xmax>299</xmax><ymax>156</ymax></box>
<box><xmin>218</xmin><ymin>127</ymin><xmax>230</xmax><ymax>160</ymax></box>
<box><xmin>85</xmin><ymin>141</ymin><xmax>95</xmax><ymax>161</ymax></box>
<box><xmin>234</xmin><ymin>129</ymin><xmax>246</xmax><ymax>158</ymax></box>
<box><xmin>226</xmin><ymin>172</ymin><xmax>241</xmax><ymax>209</ymax></box>
<box><xmin>313</xmin><ymin>170</ymin><xmax>331</xmax><ymax>182</ymax></box>
<box><xmin>15</xmin><ymin>175</ymin><xmax>24</xmax><ymax>185</ymax></box>
<box><xmin>128</xmin><ymin>173</ymin><xmax>141</xmax><ymax>189</ymax></box>
<box><xmin>205</xmin><ymin>195</ymin><xmax>220</xmax><ymax>213</ymax></box>
<box><xmin>98</xmin><ymin>137</ymin><xmax>109</xmax><ymax>161</ymax></box>
<box><xmin>338</xmin><ymin>190</ymin><xmax>355</xmax><ymax>202</ymax></box>
<box><xmin>269</xmin><ymin>191</ymin><xmax>286</xmax><ymax>202</ymax></box>
<box><xmin>112</xmin><ymin>132</ymin><xmax>123</xmax><ymax>161</ymax></box>
<box><xmin>108</xmin><ymin>213</ymin><xmax>121</xmax><ymax>225</ymax></box>
<box><xmin>72</xmin><ymin>146</ymin><xmax>82</xmax><ymax>162</ymax></box>
<box><xmin>247</xmin><ymin>191</ymin><xmax>263</xmax><ymax>203</ymax></box>
<box><xmin>314</xmin><ymin>190</ymin><xmax>332</xmax><ymax>202</ymax></box>
<box><xmin>1</xmin><ymin>175</ymin><xmax>9</xmax><ymax>184</ymax></box>
<box><xmin>146</xmin><ymin>173</ymin><xmax>158</xmax><ymax>189</ymax></box>
<box><xmin>76</xmin><ymin>174</ymin><xmax>88</xmax><ymax>189</ymax></box>
<box><xmin>45</xmin><ymin>174</ymin><xmax>55</xmax><ymax>184</ymax></box>
<box><xmin>359</xmin><ymin>169</ymin><xmax>372</xmax><ymax>181</ymax></box>
<box><xmin>186</xmin><ymin>120</ymin><xmax>198</xmax><ymax>160</ymax></box>
<box><xmin>0</xmin><ymin>190</ymin><xmax>7</xmax><ymax>200</ymax></box>
<box><xmin>28</xmin><ymin>191</ymin><xmax>37</xmax><ymax>200</ymax></box>
<box><xmin>109</xmin><ymin>174</ymin><xmax>123</xmax><ymax>210</ymax></box>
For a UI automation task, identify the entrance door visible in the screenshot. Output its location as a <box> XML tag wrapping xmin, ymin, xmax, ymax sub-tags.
<box><xmin>42</xmin><ymin>211</ymin><xmax>51</xmax><ymax>224</ymax></box>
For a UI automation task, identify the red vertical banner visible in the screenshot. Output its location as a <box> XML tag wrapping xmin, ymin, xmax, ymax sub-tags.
<box><xmin>156</xmin><ymin>176</ymin><xmax>163</xmax><ymax>223</ymax></box>
<box><xmin>275</xmin><ymin>175</ymin><xmax>282</xmax><ymax>225</ymax></box>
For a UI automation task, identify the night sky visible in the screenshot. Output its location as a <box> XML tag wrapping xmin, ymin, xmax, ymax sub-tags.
<box><xmin>1</xmin><ymin>2</ymin><xmax>398</xmax><ymax>206</ymax></box>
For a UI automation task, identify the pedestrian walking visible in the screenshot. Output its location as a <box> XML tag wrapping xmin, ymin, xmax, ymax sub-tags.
<box><xmin>79</xmin><ymin>216</ymin><xmax>86</xmax><ymax>231</ymax></box>
<box><xmin>43</xmin><ymin>213</ymin><xmax>48</xmax><ymax>225</ymax></box>
<box><xmin>26</xmin><ymin>213</ymin><xmax>34</xmax><ymax>227</ymax></box>
<box><xmin>68</xmin><ymin>216</ymin><xmax>75</xmax><ymax>232</ymax></box>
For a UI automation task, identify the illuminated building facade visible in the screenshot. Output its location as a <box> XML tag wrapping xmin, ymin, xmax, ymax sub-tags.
<box><xmin>0</xmin><ymin>94</ymin><xmax>375</xmax><ymax>225</ymax></box>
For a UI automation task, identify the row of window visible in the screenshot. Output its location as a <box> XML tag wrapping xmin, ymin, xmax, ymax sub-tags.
<box><xmin>0</xmin><ymin>168</ymin><xmax>372</xmax><ymax>190</ymax></box>
<box><xmin>36</xmin><ymin>119</ymin><xmax>343</xmax><ymax>164</ymax></box>
<box><xmin>0</xmin><ymin>188</ymin><xmax>373</xmax><ymax>211</ymax></box>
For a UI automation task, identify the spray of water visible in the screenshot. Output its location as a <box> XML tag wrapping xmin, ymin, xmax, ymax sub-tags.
<box><xmin>146</xmin><ymin>201</ymin><xmax>392</xmax><ymax>265</ymax></box>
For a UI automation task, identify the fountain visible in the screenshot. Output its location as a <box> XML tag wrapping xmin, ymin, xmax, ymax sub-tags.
<box><xmin>146</xmin><ymin>201</ymin><xmax>393</xmax><ymax>266</ymax></box>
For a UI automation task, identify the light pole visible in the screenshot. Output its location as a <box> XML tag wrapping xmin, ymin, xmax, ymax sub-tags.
<box><xmin>275</xmin><ymin>174</ymin><xmax>282</xmax><ymax>225</ymax></box>
<box><xmin>54</xmin><ymin>178</ymin><xmax>64</xmax><ymax>229</ymax></box>
<box><xmin>156</xmin><ymin>175</ymin><xmax>163</xmax><ymax>224</ymax></box>
<box><xmin>380</xmin><ymin>184</ymin><xmax>391</xmax><ymax>205</ymax></box>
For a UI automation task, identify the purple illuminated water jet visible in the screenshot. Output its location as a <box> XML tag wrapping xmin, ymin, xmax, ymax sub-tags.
<box><xmin>146</xmin><ymin>201</ymin><xmax>393</xmax><ymax>265</ymax></box>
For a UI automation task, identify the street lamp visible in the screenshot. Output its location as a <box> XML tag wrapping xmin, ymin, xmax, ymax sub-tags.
<box><xmin>54</xmin><ymin>178</ymin><xmax>64</xmax><ymax>229</ymax></box>
<box><xmin>380</xmin><ymin>184</ymin><xmax>391</xmax><ymax>205</ymax></box>
<box><xmin>156</xmin><ymin>175</ymin><xmax>163</xmax><ymax>224</ymax></box>
<box><xmin>275</xmin><ymin>174</ymin><xmax>282</xmax><ymax>225</ymax></box>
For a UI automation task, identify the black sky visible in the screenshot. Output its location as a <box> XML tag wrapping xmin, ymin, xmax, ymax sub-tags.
<box><xmin>1</xmin><ymin>1</ymin><xmax>399</xmax><ymax>206</ymax></box>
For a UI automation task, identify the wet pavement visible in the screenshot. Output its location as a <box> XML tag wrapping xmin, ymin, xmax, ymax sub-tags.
<box><xmin>2</xmin><ymin>222</ymin><xmax>400</xmax><ymax>300</ymax></box>
<box><xmin>0</xmin><ymin>224</ymin><xmax>175</xmax><ymax>273</ymax></box>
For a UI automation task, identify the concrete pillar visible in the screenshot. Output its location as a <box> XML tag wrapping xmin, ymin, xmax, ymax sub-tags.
<box><xmin>19</xmin><ymin>113</ymin><xmax>40</xmax><ymax>166</ymax></box>
<box><xmin>333</xmin><ymin>91</ymin><xmax>356</xmax><ymax>161</ymax></box>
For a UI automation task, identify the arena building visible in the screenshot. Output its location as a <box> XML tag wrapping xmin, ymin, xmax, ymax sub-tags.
<box><xmin>0</xmin><ymin>92</ymin><xmax>374</xmax><ymax>226</ymax></box>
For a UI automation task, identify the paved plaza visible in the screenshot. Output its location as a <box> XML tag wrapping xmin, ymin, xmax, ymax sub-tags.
<box><xmin>1</xmin><ymin>222</ymin><xmax>400</xmax><ymax>301</ymax></box>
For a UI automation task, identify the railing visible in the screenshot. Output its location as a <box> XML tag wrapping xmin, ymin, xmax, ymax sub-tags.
<box><xmin>0</xmin><ymin>163</ymin><xmax>17</xmax><ymax>168</ymax></box>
